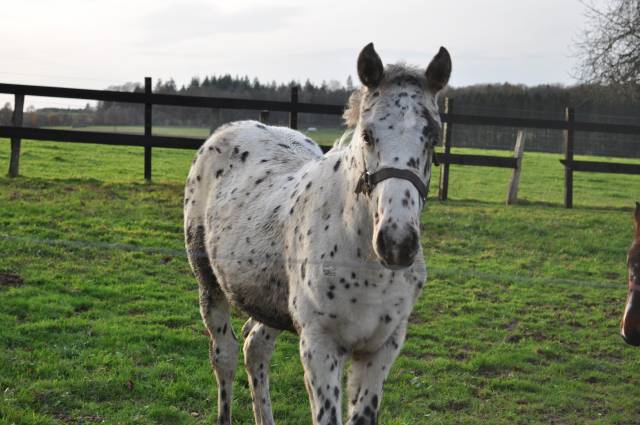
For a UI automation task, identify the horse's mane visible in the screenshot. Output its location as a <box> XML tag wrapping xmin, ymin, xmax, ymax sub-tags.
<box><xmin>327</xmin><ymin>128</ymin><xmax>355</xmax><ymax>153</ymax></box>
<box><xmin>342</xmin><ymin>63</ymin><xmax>429</xmax><ymax>129</ymax></box>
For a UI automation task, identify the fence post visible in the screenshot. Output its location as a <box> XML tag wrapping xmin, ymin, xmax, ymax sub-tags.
<box><xmin>144</xmin><ymin>77</ymin><xmax>152</xmax><ymax>181</ymax></box>
<box><xmin>289</xmin><ymin>86</ymin><xmax>298</xmax><ymax>129</ymax></box>
<box><xmin>8</xmin><ymin>93</ymin><xmax>25</xmax><ymax>177</ymax></box>
<box><xmin>259</xmin><ymin>110</ymin><xmax>270</xmax><ymax>124</ymax></box>
<box><xmin>506</xmin><ymin>130</ymin><xmax>526</xmax><ymax>205</ymax></box>
<box><xmin>564</xmin><ymin>107</ymin><xmax>574</xmax><ymax>208</ymax></box>
<box><xmin>438</xmin><ymin>97</ymin><xmax>453</xmax><ymax>200</ymax></box>
<box><xmin>9</xmin><ymin>93</ymin><xmax>24</xmax><ymax>177</ymax></box>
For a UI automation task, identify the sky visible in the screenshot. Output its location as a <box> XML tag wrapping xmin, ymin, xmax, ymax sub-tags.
<box><xmin>0</xmin><ymin>0</ymin><xmax>606</xmax><ymax>109</ymax></box>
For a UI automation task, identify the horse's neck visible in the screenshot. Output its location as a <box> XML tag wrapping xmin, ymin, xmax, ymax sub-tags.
<box><xmin>329</xmin><ymin>143</ymin><xmax>373</xmax><ymax>237</ymax></box>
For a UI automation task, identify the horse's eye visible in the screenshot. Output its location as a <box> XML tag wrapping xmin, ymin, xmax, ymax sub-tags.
<box><xmin>362</xmin><ymin>130</ymin><xmax>373</xmax><ymax>146</ymax></box>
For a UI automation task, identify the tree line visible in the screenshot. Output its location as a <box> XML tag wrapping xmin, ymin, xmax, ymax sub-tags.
<box><xmin>1</xmin><ymin>74</ymin><xmax>638</xmax><ymax>157</ymax></box>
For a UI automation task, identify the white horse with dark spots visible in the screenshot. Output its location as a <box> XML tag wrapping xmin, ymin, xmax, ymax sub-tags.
<box><xmin>184</xmin><ymin>43</ymin><xmax>452</xmax><ymax>425</ymax></box>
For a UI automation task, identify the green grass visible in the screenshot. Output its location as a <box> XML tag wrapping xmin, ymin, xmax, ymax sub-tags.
<box><xmin>1</xmin><ymin>130</ymin><xmax>640</xmax><ymax>424</ymax></box>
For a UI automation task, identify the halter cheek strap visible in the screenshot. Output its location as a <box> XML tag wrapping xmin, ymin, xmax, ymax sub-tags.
<box><xmin>629</xmin><ymin>279</ymin><xmax>640</xmax><ymax>293</ymax></box>
<box><xmin>355</xmin><ymin>168</ymin><xmax>428</xmax><ymax>204</ymax></box>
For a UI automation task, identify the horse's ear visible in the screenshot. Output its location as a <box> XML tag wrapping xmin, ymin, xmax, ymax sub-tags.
<box><xmin>357</xmin><ymin>43</ymin><xmax>384</xmax><ymax>88</ymax></box>
<box><xmin>426</xmin><ymin>46</ymin><xmax>452</xmax><ymax>93</ymax></box>
<box><xmin>635</xmin><ymin>201</ymin><xmax>640</xmax><ymax>223</ymax></box>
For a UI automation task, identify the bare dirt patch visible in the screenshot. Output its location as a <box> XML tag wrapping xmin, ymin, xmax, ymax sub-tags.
<box><xmin>0</xmin><ymin>272</ymin><xmax>24</xmax><ymax>287</ymax></box>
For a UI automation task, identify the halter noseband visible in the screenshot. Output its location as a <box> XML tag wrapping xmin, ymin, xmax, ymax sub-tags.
<box><xmin>355</xmin><ymin>167</ymin><xmax>428</xmax><ymax>204</ymax></box>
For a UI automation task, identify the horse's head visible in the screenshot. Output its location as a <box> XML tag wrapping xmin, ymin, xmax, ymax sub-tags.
<box><xmin>621</xmin><ymin>202</ymin><xmax>640</xmax><ymax>346</ymax></box>
<box><xmin>345</xmin><ymin>43</ymin><xmax>451</xmax><ymax>269</ymax></box>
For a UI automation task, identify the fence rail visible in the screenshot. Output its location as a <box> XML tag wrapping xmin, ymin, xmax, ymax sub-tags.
<box><xmin>0</xmin><ymin>125</ymin><xmax>202</xmax><ymax>149</ymax></box>
<box><xmin>1</xmin><ymin>79</ymin><xmax>640</xmax><ymax>207</ymax></box>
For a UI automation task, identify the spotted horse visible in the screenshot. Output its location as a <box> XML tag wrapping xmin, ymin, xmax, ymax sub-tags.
<box><xmin>184</xmin><ymin>43</ymin><xmax>451</xmax><ymax>425</ymax></box>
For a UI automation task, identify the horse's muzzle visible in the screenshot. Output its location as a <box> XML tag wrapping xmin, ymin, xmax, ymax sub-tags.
<box><xmin>621</xmin><ymin>328</ymin><xmax>640</xmax><ymax>346</ymax></box>
<box><xmin>376</xmin><ymin>225</ymin><xmax>419</xmax><ymax>269</ymax></box>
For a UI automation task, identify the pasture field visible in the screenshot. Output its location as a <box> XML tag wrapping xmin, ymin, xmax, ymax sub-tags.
<box><xmin>47</xmin><ymin>126</ymin><xmax>345</xmax><ymax>145</ymax></box>
<box><xmin>1</xmin><ymin>129</ymin><xmax>640</xmax><ymax>425</ymax></box>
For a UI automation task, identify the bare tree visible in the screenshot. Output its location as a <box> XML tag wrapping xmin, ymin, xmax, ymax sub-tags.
<box><xmin>575</xmin><ymin>0</ymin><xmax>640</xmax><ymax>85</ymax></box>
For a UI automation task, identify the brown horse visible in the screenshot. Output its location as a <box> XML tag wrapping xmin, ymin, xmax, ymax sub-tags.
<box><xmin>621</xmin><ymin>202</ymin><xmax>640</xmax><ymax>346</ymax></box>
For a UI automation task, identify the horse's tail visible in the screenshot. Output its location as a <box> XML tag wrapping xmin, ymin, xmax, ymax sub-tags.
<box><xmin>184</xmin><ymin>149</ymin><xmax>239</xmax><ymax>425</ymax></box>
<box><xmin>183</xmin><ymin>136</ymin><xmax>230</xmax><ymax>323</ymax></box>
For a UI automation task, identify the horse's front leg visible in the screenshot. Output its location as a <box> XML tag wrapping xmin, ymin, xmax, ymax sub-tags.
<box><xmin>346</xmin><ymin>320</ymin><xmax>408</xmax><ymax>425</ymax></box>
<box><xmin>299</xmin><ymin>329</ymin><xmax>346</xmax><ymax>425</ymax></box>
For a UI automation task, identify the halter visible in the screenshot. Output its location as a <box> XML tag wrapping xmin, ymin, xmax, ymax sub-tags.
<box><xmin>355</xmin><ymin>168</ymin><xmax>428</xmax><ymax>204</ymax></box>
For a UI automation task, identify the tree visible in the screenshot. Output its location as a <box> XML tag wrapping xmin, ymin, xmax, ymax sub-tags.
<box><xmin>346</xmin><ymin>75</ymin><xmax>354</xmax><ymax>91</ymax></box>
<box><xmin>575</xmin><ymin>0</ymin><xmax>640</xmax><ymax>85</ymax></box>
<box><xmin>0</xmin><ymin>102</ymin><xmax>12</xmax><ymax>124</ymax></box>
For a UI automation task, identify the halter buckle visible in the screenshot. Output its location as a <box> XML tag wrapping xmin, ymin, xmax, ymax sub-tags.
<box><xmin>355</xmin><ymin>170</ymin><xmax>373</xmax><ymax>198</ymax></box>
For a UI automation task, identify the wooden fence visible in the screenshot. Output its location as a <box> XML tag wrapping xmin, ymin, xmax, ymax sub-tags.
<box><xmin>1</xmin><ymin>79</ymin><xmax>639</xmax><ymax>207</ymax></box>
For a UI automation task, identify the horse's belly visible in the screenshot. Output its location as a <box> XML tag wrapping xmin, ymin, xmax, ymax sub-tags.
<box><xmin>213</xmin><ymin>261</ymin><xmax>294</xmax><ymax>331</ymax></box>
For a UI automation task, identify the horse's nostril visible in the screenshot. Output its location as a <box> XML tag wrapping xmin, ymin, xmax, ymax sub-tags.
<box><xmin>408</xmin><ymin>228</ymin><xmax>419</xmax><ymax>250</ymax></box>
<box><xmin>398</xmin><ymin>227</ymin><xmax>419</xmax><ymax>257</ymax></box>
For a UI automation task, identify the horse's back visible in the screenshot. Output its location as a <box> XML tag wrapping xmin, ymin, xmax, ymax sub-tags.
<box><xmin>204</xmin><ymin>120</ymin><xmax>322</xmax><ymax>173</ymax></box>
<box><xmin>185</xmin><ymin>120</ymin><xmax>322</xmax><ymax>217</ymax></box>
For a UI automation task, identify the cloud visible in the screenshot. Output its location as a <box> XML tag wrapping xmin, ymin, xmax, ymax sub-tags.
<box><xmin>136</xmin><ymin>1</ymin><xmax>299</xmax><ymax>45</ymax></box>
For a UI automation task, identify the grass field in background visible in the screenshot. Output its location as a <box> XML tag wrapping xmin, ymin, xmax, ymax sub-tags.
<box><xmin>1</xmin><ymin>130</ymin><xmax>640</xmax><ymax>424</ymax></box>
<box><xmin>48</xmin><ymin>125</ymin><xmax>345</xmax><ymax>146</ymax></box>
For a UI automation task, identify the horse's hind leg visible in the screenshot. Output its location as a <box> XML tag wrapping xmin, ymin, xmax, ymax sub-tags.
<box><xmin>242</xmin><ymin>319</ymin><xmax>281</xmax><ymax>425</ymax></box>
<box><xmin>199</xmin><ymin>284</ymin><xmax>238</xmax><ymax>425</ymax></box>
<box><xmin>187</xmin><ymin>225</ymin><xmax>239</xmax><ymax>425</ymax></box>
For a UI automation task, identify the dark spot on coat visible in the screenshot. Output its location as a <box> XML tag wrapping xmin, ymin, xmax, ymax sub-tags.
<box><xmin>364</xmin><ymin>405</ymin><xmax>374</xmax><ymax>417</ymax></box>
